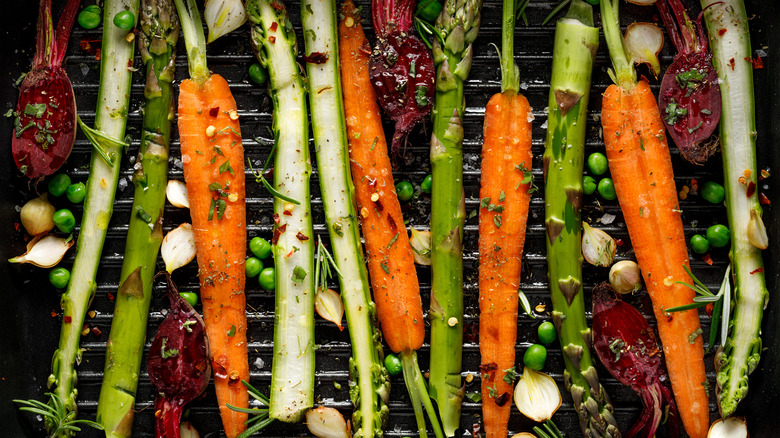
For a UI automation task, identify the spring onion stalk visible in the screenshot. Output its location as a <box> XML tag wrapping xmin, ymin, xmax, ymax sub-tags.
<box><xmin>428</xmin><ymin>0</ymin><xmax>482</xmax><ymax>435</ymax></box>
<box><xmin>245</xmin><ymin>0</ymin><xmax>315</xmax><ymax>423</ymax></box>
<box><xmin>543</xmin><ymin>1</ymin><xmax>620</xmax><ymax>436</ymax></box>
<box><xmin>44</xmin><ymin>1</ymin><xmax>139</xmax><ymax>435</ymax></box>
<box><xmin>701</xmin><ymin>0</ymin><xmax>769</xmax><ymax>418</ymax></box>
<box><xmin>301</xmin><ymin>0</ymin><xmax>390</xmax><ymax>436</ymax></box>
<box><xmin>95</xmin><ymin>1</ymin><xmax>178</xmax><ymax>435</ymax></box>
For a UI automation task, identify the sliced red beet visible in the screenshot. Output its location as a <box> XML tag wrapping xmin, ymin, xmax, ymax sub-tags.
<box><xmin>657</xmin><ymin>0</ymin><xmax>721</xmax><ymax>165</ymax></box>
<box><xmin>148</xmin><ymin>274</ymin><xmax>210</xmax><ymax>438</ymax></box>
<box><xmin>11</xmin><ymin>0</ymin><xmax>79</xmax><ymax>179</ymax></box>
<box><xmin>592</xmin><ymin>283</ymin><xmax>680</xmax><ymax>438</ymax></box>
<box><xmin>369</xmin><ymin>0</ymin><xmax>435</xmax><ymax>167</ymax></box>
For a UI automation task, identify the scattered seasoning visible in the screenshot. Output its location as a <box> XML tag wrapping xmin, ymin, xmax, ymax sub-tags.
<box><xmin>687</xmin><ymin>120</ymin><xmax>704</xmax><ymax>134</ymax></box>
<box><xmin>380</xmin><ymin>261</ymin><xmax>389</xmax><ymax>274</ymax></box>
<box><xmin>226</xmin><ymin>325</ymin><xmax>237</xmax><ymax>337</ymax></box>
<box><xmin>219</xmin><ymin>159</ymin><xmax>235</xmax><ymax>176</ymax></box>
<box><xmin>702</xmin><ymin>254</ymin><xmax>713</xmax><ymax>265</ymax></box>
<box><xmin>206</xmin><ymin>125</ymin><xmax>216</xmax><ymax>137</ymax></box>
<box><xmin>160</xmin><ymin>338</ymin><xmax>180</xmax><ymax>359</ymax></box>
<box><xmin>209</xmin><ymin>107</ymin><xmax>220</xmax><ymax>117</ymax></box>
<box><xmin>493</xmin><ymin>215</ymin><xmax>502</xmax><ymax>228</ymax></box>
<box><xmin>448</xmin><ymin>317</ymin><xmax>458</xmax><ymax>327</ymax></box>
<box><xmin>270</xmin><ymin>21</ymin><xmax>278</xmax><ymax>32</ymax></box>
<box><xmin>296</xmin><ymin>231</ymin><xmax>310</xmax><ymax>241</ymax></box>
<box><xmin>609</xmin><ymin>338</ymin><xmax>626</xmax><ymax>362</ymax></box>
<box><xmin>688</xmin><ymin>328</ymin><xmax>703</xmax><ymax>344</ymax></box>
<box><xmin>759</xmin><ymin>193</ymin><xmax>771</xmax><ymax>205</ymax></box>
<box><xmin>304</xmin><ymin>51</ymin><xmax>329</xmax><ymax>64</ymax></box>
<box><xmin>760</xmin><ymin>169</ymin><xmax>770</xmax><ymax>180</ymax></box>
<box><xmin>502</xmin><ymin>367</ymin><xmax>520</xmax><ymax>384</ymax></box>
<box><xmin>91</xmin><ymin>326</ymin><xmax>103</xmax><ymax>337</ymax></box>
<box><xmin>746</xmin><ymin>181</ymin><xmax>756</xmax><ymax>197</ymax></box>
<box><xmin>750</xmin><ymin>267</ymin><xmax>764</xmax><ymax>275</ymax></box>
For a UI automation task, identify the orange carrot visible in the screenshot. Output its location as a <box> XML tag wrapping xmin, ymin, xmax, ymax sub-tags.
<box><xmin>178</xmin><ymin>74</ymin><xmax>248</xmax><ymax>438</ymax></box>
<box><xmin>478</xmin><ymin>90</ymin><xmax>533</xmax><ymax>437</ymax></box>
<box><xmin>601</xmin><ymin>78</ymin><xmax>709</xmax><ymax>438</ymax></box>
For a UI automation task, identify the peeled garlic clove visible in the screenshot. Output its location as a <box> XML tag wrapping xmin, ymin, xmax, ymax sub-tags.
<box><xmin>9</xmin><ymin>234</ymin><xmax>74</xmax><ymax>268</ymax></box>
<box><xmin>161</xmin><ymin>223</ymin><xmax>196</xmax><ymax>273</ymax></box>
<box><xmin>306</xmin><ymin>406</ymin><xmax>350</xmax><ymax>438</ymax></box>
<box><xmin>513</xmin><ymin>367</ymin><xmax>562</xmax><ymax>423</ymax></box>
<box><xmin>609</xmin><ymin>260</ymin><xmax>642</xmax><ymax>294</ymax></box>
<box><xmin>166</xmin><ymin>180</ymin><xmax>190</xmax><ymax>209</ymax></box>
<box><xmin>204</xmin><ymin>0</ymin><xmax>247</xmax><ymax>43</ymax></box>
<box><xmin>180</xmin><ymin>421</ymin><xmax>200</xmax><ymax>438</ymax></box>
<box><xmin>708</xmin><ymin>417</ymin><xmax>748</xmax><ymax>438</ymax></box>
<box><xmin>315</xmin><ymin>288</ymin><xmax>344</xmax><ymax>331</ymax></box>
<box><xmin>20</xmin><ymin>194</ymin><xmax>56</xmax><ymax>236</ymax></box>
<box><xmin>624</xmin><ymin>22</ymin><xmax>664</xmax><ymax>77</ymax></box>
<box><xmin>582</xmin><ymin>222</ymin><xmax>616</xmax><ymax>267</ymax></box>
<box><xmin>747</xmin><ymin>208</ymin><xmax>768</xmax><ymax>250</ymax></box>
<box><xmin>511</xmin><ymin>434</ymin><xmax>538</xmax><ymax>438</ymax></box>
<box><xmin>410</xmin><ymin>227</ymin><xmax>432</xmax><ymax>266</ymax></box>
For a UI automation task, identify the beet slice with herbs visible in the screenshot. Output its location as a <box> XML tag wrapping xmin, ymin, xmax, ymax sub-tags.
<box><xmin>148</xmin><ymin>274</ymin><xmax>210</xmax><ymax>438</ymax></box>
<box><xmin>657</xmin><ymin>0</ymin><xmax>721</xmax><ymax>165</ymax></box>
<box><xmin>11</xmin><ymin>0</ymin><xmax>80</xmax><ymax>179</ymax></box>
<box><xmin>369</xmin><ymin>0</ymin><xmax>435</xmax><ymax>167</ymax></box>
<box><xmin>592</xmin><ymin>282</ymin><xmax>680</xmax><ymax>438</ymax></box>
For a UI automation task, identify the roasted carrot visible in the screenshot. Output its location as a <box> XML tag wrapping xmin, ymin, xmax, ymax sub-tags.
<box><xmin>339</xmin><ymin>3</ymin><xmax>442</xmax><ymax>437</ymax></box>
<box><xmin>174</xmin><ymin>0</ymin><xmax>248</xmax><ymax>436</ymax></box>
<box><xmin>600</xmin><ymin>1</ymin><xmax>708</xmax><ymax>436</ymax></box>
<box><xmin>477</xmin><ymin>2</ymin><xmax>532</xmax><ymax>435</ymax></box>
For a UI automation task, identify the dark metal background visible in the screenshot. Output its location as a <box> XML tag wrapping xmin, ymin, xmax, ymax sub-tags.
<box><xmin>1</xmin><ymin>1</ymin><xmax>778</xmax><ymax>436</ymax></box>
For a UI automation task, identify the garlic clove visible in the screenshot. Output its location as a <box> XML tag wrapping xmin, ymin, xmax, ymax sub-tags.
<box><xmin>9</xmin><ymin>234</ymin><xmax>74</xmax><ymax>268</ymax></box>
<box><xmin>609</xmin><ymin>260</ymin><xmax>643</xmax><ymax>294</ymax></box>
<box><xmin>161</xmin><ymin>223</ymin><xmax>197</xmax><ymax>273</ymax></box>
<box><xmin>20</xmin><ymin>194</ymin><xmax>56</xmax><ymax>236</ymax></box>
<box><xmin>624</xmin><ymin>22</ymin><xmax>664</xmax><ymax>77</ymax></box>
<box><xmin>708</xmin><ymin>417</ymin><xmax>748</xmax><ymax>438</ymax></box>
<box><xmin>305</xmin><ymin>406</ymin><xmax>350</xmax><ymax>438</ymax></box>
<box><xmin>582</xmin><ymin>222</ymin><xmax>616</xmax><ymax>267</ymax></box>
<box><xmin>166</xmin><ymin>180</ymin><xmax>190</xmax><ymax>209</ymax></box>
<box><xmin>747</xmin><ymin>208</ymin><xmax>768</xmax><ymax>250</ymax></box>
<box><xmin>511</xmin><ymin>434</ymin><xmax>538</xmax><ymax>438</ymax></box>
<box><xmin>204</xmin><ymin>0</ymin><xmax>247</xmax><ymax>43</ymax></box>
<box><xmin>410</xmin><ymin>227</ymin><xmax>432</xmax><ymax>265</ymax></box>
<box><xmin>315</xmin><ymin>288</ymin><xmax>345</xmax><ymax>331</ymax></box>
<box><xmin>513</xmin><ymin>367</ymin><xmax>562</xmax><ymax>423</ymax></box>
<box><xmin>180</xmin><ymin>421</ymin><xmax>200</xmax><ymax>438</ymax></box>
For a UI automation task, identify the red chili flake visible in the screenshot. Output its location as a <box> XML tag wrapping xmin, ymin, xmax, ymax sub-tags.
<box><xmin>718</xmin><ymin>28</ymin><xmax>727</xmax><ymax>36</ymax></box>
<box><xmin>269</xmin><ymin>0</ymin><xmax>284</xmax><ymax>10</ymax></box>
<box><xmin>690</xmin><ymin>178</ymin><xmax>699</xmax><ymax>193</ymax></box>
<box><xmin>272</xmin><ymin>223</ymin><xmax>287</xmax><ymax>245</ymax></box>
<box><xmin>95</xmin><ymin>49</ymin><xmax>101</xmax><ymax>61</ymax></box>
<box><xmin>282</xmin><ymin>209</ymin><xmax>292</xmax><ymax>216</ymax></box>
<box><xmin>750</xmin><ymin>267</ymin><xmax>764</xmax><ymax>274</ymax></box>
<box><xmin>13</xmin><ymin>222</ymin><xmax>20</xmax><ymax>232</ymax></box>
<box><xmin>472</xmin><ymin>423</ymin><xmax>483</xmax><ymax>438</ymax></box>
<box><xmin>729</xmin><ymin>58</ymin><xmax>736</xmax><ymax>70</ymax></box>
<box><xmin>209</xmin><ymin>107</ymin><xmax>220</xmax><ymax>117</ymax></box>
<box><xmin>760</xmin><ymin>169</ymin><xmax>771</xmax><ymax>180</ymax></box>
<box><xmin>108</xmin><ymin>292</ymin><xmax>115</xmax><ymax>301</ymax></box>
<box><xmin>702</xmin><ymin>254</ymin><xmax>713</xmax><ymax>266</ymax></box>
<box><xmin>387</xmin><ymin>214</ymin><xmax>398</xmax><ymax>233</ymax></box>
<box><xmin>63</xmin><ymin>316</ymin><xmax>72</xmax><ymax>324</ymax></box>
<box><xmin>296</xmin><ymin>231</ymin><xmax>310</xmax><ymax>241</ymax></box>
<box><xmin>494</xmin><ymin>392</ymin><xmax>511</xmax><ymax>407</ymax></box>
<box><xmin>759</xmin><ymin>193</ymin><xmax>771</xmax><ymax>205</ymax></box>
<box><xmin>272</xmin><ymin>213</ymin><xmax>280</xmax><ymax>224</ymax></box>
<box><xmin>746</xmin><ymin>181</ymin><xmax>756</xmax><ymax>197</ymax></box>
<box><xmin>706</xmin><ymin>302</ymin><xmax>714</xmax><ymax>317</ymax></box>
<box><xmin>91</xmin><ymin>326</ymin><xmax>103</xmax><ymax>337</ymax></box>
<box><xmin>268</xmin><ymin>36</ymin><xmax>276</xmax><ymax>44</ymax></box>
<box><xmin>285</xmin><ymin>249</ymin><xmax>294</xmax><ymax>258</ymax></box>
<box><xmin>128</xmin><ymin>58</ymin><xmax>134</xmax><ymax>67</ymax></box>
<box><xmin>304</xmin><ymin>52</ymin><xmax>329</xmax><ymax>64</ymax></box>
<box><xmin>747</xmin><ymin>55</ymin><xmax>764</xmax><ymax>69</ymax></box>
<box><xmin>270</xmin><ymin>22</ymin><xmax>278</xmax><ymax>32</ymax></box>
<box><xmin>479</xmin><ymin>362</ymin><xmax>498</xmax><ymax>373</ymax></box>
<box><xmin>50</xmin><ymin>309</ymin><xmax>58</xmax><ymax>318</ymax></box>
<box><xmin>615</xmin><ymin>238</ymin><xmax>624</xmax><ymax>247</ymax></box>
<box><xmin>374</xmin><ymin>199</ymin><xmax>384</xmax><ymax>212</ymax></box>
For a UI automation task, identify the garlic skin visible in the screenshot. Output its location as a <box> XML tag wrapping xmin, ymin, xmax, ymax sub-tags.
<box><xmin>708</xmin><ymin>417</ymin><xmax>748</xmax><ymax>438</ymax></box>
<box><xmin>8</xmin><ymin>234</ymin><xmax>74</xmax><ymax>268</ymax></box>
<box><xmin>609</xmin><ymin>260</ymin><xmax>642</xmax><ymax>294</ymax></box>
<box><xmin>315</xmin><ymin>288</ymin><xmax>345</xmax><ymax>331</ymax></box>
<box><xmin>20</xmin><ymin>194</ymin><xmax>56</xmax><ymax>236</ymax></box>
<box><xmin>166</xmin><ymin>180</ymin><xmax>190</xmax><ymax>209</ymax></box>
<box><xmin>624</xmin><ymin>22</ymin><xmax>664</xmax><ymax>77</ymax></box>
<box><xmin>582</xmin><ymin>222</ymin><xmax>617</xmax><ymax>267</ymax></box>
<box><xmin>180</xmin><ymin>421</ymin><xmax>200</xmax><ymax>438</ymax></box>
<box><xmin>513</xmin><ymin>367</ymin><xmax>562</xmax><ymax>423</ymax></box>
<box><xmin>204</xmin><ymin>0</ymin><xmax>247</xmax><ymax>43</ymax></box>
<box><xmin>161</xmin><ymin>223</ymin><xmax>197</xmax><ymax>273</ymax></box>
<box><xmin>410</xmin><ymin>227</ymin><xmax>432</xmax><ymax>265</ymax></box>
<box><xmin>305</xmin><ymin>406</ymin><xmax>350</xmax><ymax>438</ymax></box>
<box><xmin>747</xmin><ymin>208</ymin><xmax>768</xmax><ymax>250</ymax></box>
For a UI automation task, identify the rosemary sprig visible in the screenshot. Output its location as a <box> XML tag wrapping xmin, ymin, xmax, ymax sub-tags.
<box><xmin>665</xmin><ymin>264</ymin><xmax>730</xmax><ymax>313</ymax></box>
<box><xmin>13</xmin><ymin>393</ymin><xmax>104</xmax><ymax>436</ymax></box>
<box><xmin>226</xmin><ymin>380</ymin><xmax>275</xmax><ymax>438</ymax></box>
<box><xmin>314</xmin><ymin>235</ymin><xmax>343</xmax><ymax>294</ymax></box>
<box><xmin>247</xmin><ymin>149</ymin><xmax>301</xmax><ymax>205</ymax></box>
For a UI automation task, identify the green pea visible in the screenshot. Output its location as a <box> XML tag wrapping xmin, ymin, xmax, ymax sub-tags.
<box><xmin>395</xmin><ymin>181</ymin><xmax>414</xmax><ymax>202</ymax></box>
<box><xmin>384</xmin><ymin>353</ymin><xmax>402</xmax><ymax>376</ymax></box>
<box><xmin>245</xmin><ymin>257</ymin><xmax>263</xmax><ymax>278</ymax></box>
<box><xmin>259</xmin><ymin>267</ymin><xmax>276</xmax><ymax>290</ymax></box>
<box><xmin>587</xmin><ymin>152</ymin><xmax>609</xmax><ymax>176</ymax></box>
<box><xmin>66</xmin><ymin>182</ymin><xmax>87</xmax><ymax>203</ymax></box>
<box><xmin>537</xmin><ymin>321</ymin><xmax>557</xmax><ymax>345</ymax></box>
<box><xmin>113</xmin><ymin>10</ymin><xmax>135</xmax><ymax>30</ymax></box>
<box><xmin>248</xmin><ymin>63</ymin><xmax>268</xmax><ymax>85</ymax></box>
<box><xmin>523</xmin><ymin>344</ymin><xmax>547</xmax><ymax>371</ymax></box>
<box><xmin>48</xmin><ymin>174</ymin><xmax>72</xmax><ymax>197</ymax></box>
<box><xmin>250</xmin><ymin>237</ymin><xmax>272</xmax><ymax>259</ymax></box>
<box><xmin>416</xmin><ymin>0</ymin><xmax>443</xmax><ymax>22</ymax></box>
<box><xmin>53</xmin><ymin>209</ymin><xmax>76</xmax><ymax>233</ymax></box>
<box><xmin>49</xmin><ymin>267</ymin><xmax>71</xmax><ymax>289</ymax></box>
<box><xmin>701</xmin><ymin>181</ymin><xmax>725</xmax><ymax>204</ymax></box>
<box><xmin>584</xmin><ymin>0</ymin><xmax>600</xmax><ymax>4</ymax></box>
<box><xmin>706</xmin><ymin>224</ymin><xmax>730</xmax><ymax>248</ymax></box>
<box><xmin>420</xmin><ymin>174</ymin><xmax>433</xmax><ymax>194</ymax></box>
<box><xmin>179</xmin><ymin>292</ymin><xmax>198</xmax><ymax>307</ymax></box>
<box><xmin>583</xmin><ymin>176</ymin><xmax>597</xmax><ymax>195</ymax></box>
<box><xmin>78</xmin><ymin>6</ymin><xmax>102</xmax><ymax>30</ymax></box>
<box><xmin>690</xmin><ymin>234</ymin><xmax>710</xmax><ymax>255</ymax></box>
<box><xmin>597</xmin><ymin>178</ymin><xmax>617</xmax><ymax>200</ymax></box>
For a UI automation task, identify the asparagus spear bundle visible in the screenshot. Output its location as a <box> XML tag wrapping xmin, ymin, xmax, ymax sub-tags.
<box><xmin>245</xmin><ymin>0</ymin><xmax>315</xmax><ymax>423</ymax></box>
<box><xmin>701</xmin><ymin>0</ymin><xmax>769</xmax><ymax>418</ymax></box>
<box><xmin>428</xmin><ymin>0</ymin><xmax>482</xmax><ymax>435</ymax></box>
<box><xmin>301</xmin><ymin>0</ymin><xmax>390</xmax><ymax>436</ymax></box>
<box><xmin>96</xmin><ymin>1</ymin><xmax>178</xmax><ymax>435</ymax></box>
<box><xmin>543</xmin><ymin>1</ymin><xmax>620</xmax><ymax>436</ymax></box>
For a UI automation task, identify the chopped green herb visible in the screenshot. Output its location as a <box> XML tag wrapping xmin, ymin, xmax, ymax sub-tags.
<box><xmin>160</xmin><ymin>338</ymin><xmax>180</xmax><ymax>359</ymax></box>
<box><xmin>227</xmin><ymin>325</ymin><xmax>236</xmax><ymax>337</ymax></box>
<box><xmin>292</xmin><ymin>265</ymin><xmax>307</xmax><ymax>283</ymax></box>
<box><xmin>219</xmin><ymin>158</ymin><xmax>235</xmax><ymax>176</ymax></box>
<box><xmin>24</xmin><ymin>103</ymin><xmax>47</xmax><ymax>118</ymax></box>
<box><xmin>387</xmin><ymin>232</ymin><xmax>399</xmax><ymax>249</ymax></box>
<box><xmin>380</xmin><ymin>262</ymin><xmax>389</xmax><ymax>274</ymax></box>
<box><xmin>502</xmin><ymin>367</ymin><xmax>520</xmax><ymax>384</ymax></box>
<box><xmin>498</xmin><ymin>190</ymin><xmax>505</xmax><ymax>202</ymax></box>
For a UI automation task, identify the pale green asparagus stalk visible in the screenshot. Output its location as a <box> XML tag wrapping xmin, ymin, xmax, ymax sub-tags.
<box><xmin>543</xmin><ymin>1</ymin><xmax>620</xmax><ymax>436</ymax></box>
<box><xmin>46</xmin><ymin>1</ymin><xmax>139</xmax><ymax>435</ymax></box>
<box><xmin>245</xmin><ymin>0</ymin><xmax>315</xmax><ymax>423</ymax></box>
<box><xmin>701</xmin><ymin>0</ymin><xmax>769</xmax><ymax>418</ymax></box>
<box><xmin>300</xmin><ymin>0</ymin><xmax>390</xmax><ymax>436</ymax></box>
<box><xmin>428</xmin><ymin>1</ymin><xmax>482</xmax><ymax>435</ymax></box>
<box><xmin>95</xmin><ymin>1</ymin><xmax>178</xmax><ymax>436</ymax></box>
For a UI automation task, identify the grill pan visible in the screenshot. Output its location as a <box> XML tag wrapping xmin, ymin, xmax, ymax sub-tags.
<box><xmin>1</xmin><ymin>1</ymin><xmax>779</xmax><ymax>436</ymax></box>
